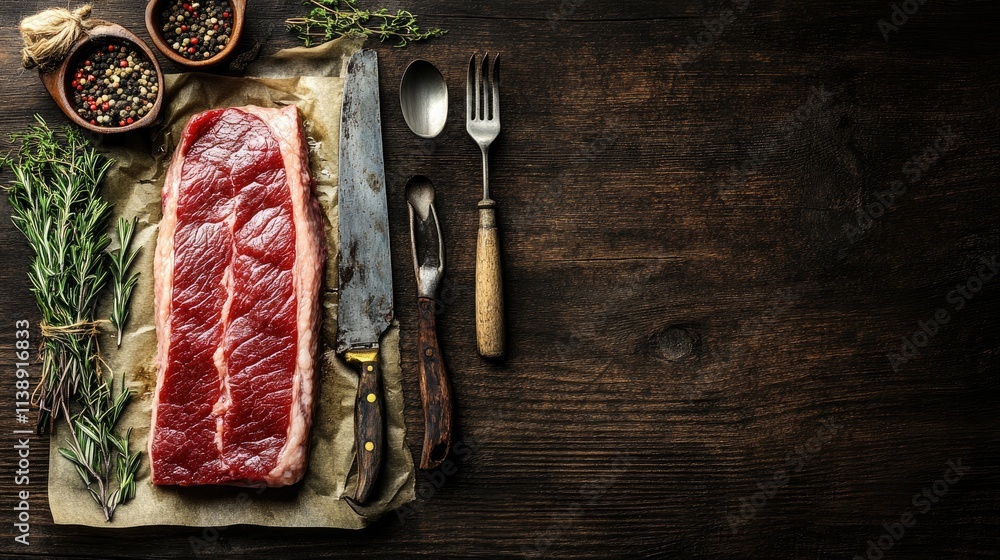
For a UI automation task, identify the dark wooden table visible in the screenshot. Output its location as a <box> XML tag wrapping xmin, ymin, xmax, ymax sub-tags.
<box><xmin>1</xmin><ymin>0</ymin><xmax>998</xmax><ymax>558</ymax></box>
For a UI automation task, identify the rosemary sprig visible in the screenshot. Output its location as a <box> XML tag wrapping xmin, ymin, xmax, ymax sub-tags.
<box><xmin>286</xmin><ymin>0</ymin><xmax>447</xmax><ymax>48</ymax></box>
<box><xmin>2</xmin><ymin>116</ymin><xmax>140</xmax><ymax>521</ymax></box>
<box><xmin>58</xmin><ymin>371</ymin><xmax>139</xmax><ymax>518</ymax></box>
<box><xmin>108</xmin><ymin>216</ymin><xmax>139</xmax><ymax>347</ymax></box>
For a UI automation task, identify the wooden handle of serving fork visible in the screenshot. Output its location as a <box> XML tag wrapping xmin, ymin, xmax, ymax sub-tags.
<box><xmin>476</xmin><ymin>199</ymin><xmax>506</xmax><ymax>358</ymax></box>
<box><xmin>417</xmin><ymin>297</ymin><xmax>453</xmax><ymax>469</ymax></box>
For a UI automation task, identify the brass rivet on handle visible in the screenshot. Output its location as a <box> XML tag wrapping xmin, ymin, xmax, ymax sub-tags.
<box><xmin>424</xmin><ymin>348</ymin><xmax>433</xmax><ymax>356</ymax></box>
<box><xmin>367</xmin><ymin>365</ymin><xmax>373</xmax><ymax>372</ymax></box>
<box><xmin>366</xmin><ymin>393</ymin><xmax>377</xmax><ymax>403</ymax></box>
<box><xmin>364</xmin><ymin>441</ymin><xmax>375</xmax><ymax>451</ymax></box>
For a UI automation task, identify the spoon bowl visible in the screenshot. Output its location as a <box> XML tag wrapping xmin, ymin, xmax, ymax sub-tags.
<box><xmin>406</xmin><ymin>175</ymin><xmax>436</xmax><ymax>222</ymax></box>
<box><xmin>400</xmin><ymin>60</ymin><xmax>448</xmax><ymax>139</ymax></box>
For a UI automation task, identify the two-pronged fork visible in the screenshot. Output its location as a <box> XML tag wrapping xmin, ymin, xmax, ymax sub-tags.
<box><xmin>466</xmin><ymin>53</ymin><xmax>505</xmax><ymax>359</ymax></box>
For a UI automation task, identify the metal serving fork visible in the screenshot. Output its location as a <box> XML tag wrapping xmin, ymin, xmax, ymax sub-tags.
<box><xmin>466</xmin><ymin>53</ymin><xmax>505</xmax><ymax>359</ymax></box>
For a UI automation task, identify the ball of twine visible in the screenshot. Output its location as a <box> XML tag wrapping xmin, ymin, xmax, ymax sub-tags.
<box><xmin>20</xmin><ymin>5</ymin><xmax>98</xmax><ymax>70</ymax></box>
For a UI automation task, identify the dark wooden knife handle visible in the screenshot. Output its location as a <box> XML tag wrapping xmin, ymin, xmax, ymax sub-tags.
<box><xmin>354</xmin><ymin>356</ymin><xmax>384</xmax><ymax>504</ymax></box>
<box><xmin>417</xmin><ymin>297</ymin><xmax>453</xmax><ymax>469</ymax></box>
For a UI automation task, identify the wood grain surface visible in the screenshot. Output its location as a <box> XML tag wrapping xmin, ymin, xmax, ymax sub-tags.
<box><xmin>1</xmin><ymin>0</ymin><xmax>998</xmax><ymax>558</ymax></box>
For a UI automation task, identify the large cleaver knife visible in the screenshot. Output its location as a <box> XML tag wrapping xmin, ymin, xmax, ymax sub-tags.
<box><xmin>337</xmin><ymin>49</ymin><xmax>393</xmax><ymax>504</ymax></box>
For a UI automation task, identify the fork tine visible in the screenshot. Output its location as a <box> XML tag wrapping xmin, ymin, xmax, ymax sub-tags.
<box><xmin>472</xmin><ymin>55</ymin><xmax>483</xmax><ymax>120</ymax></box>
<box><xmin>491</xmin><ymin>54</ymin><xmax>500</xmax><ymax>122</ymax></box>
<box><xmin>467</xmin><ymin>54</ymin><xmax>476</xmax><ymax>121</ymax></box>
<box><xmin>480</xmin><ymin>53</ymin><xmax>490</xmax><ymax>120</ymax></box>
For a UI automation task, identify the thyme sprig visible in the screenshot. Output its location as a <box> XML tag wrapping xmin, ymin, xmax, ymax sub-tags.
<box><xmin>286</xmin><ymin>0</ymin><xmax>447</xmax><ymax>48</ymax></box>
<box><xmin>2</xmin><ymin>116</ymin><xmax>140</xmax><ymax>521</ymax></box>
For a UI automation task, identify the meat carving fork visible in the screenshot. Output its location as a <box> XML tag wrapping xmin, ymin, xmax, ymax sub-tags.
<box><xmin>406</xmin><ymin>176</ymin><xmax>453</xmax><ymax>469</ymax></box>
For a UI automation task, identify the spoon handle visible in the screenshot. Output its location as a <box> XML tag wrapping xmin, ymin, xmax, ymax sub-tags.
<box><xmin>476</xmin><ymin>198</ymin><xmax>505</xmax><ymax>358</ymax></box>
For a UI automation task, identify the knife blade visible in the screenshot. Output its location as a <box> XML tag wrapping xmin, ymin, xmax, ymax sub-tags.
<box><xmin>337</xmin><ymin>49</ymin><xmax>393</xmax><ymax>504</ymax></box>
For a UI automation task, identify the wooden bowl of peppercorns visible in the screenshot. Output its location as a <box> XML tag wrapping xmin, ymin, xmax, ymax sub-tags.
<box><xmin>39</xmin><ymin>24</ymin><xmax>165</xmax><ymax>134</ymax></box>
<box><xmin>145</xmin><ymin>0</ymin><xmax>246</xmax><ymax>68</ymax></box>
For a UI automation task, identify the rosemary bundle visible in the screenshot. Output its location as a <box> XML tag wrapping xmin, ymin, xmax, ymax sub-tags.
<box><xmin>286</xmin><ymin>0</ymin><xmax>447</xmax><ymax>47</ymax></box>
<box><xmin>2</xmin><ymin>116</ymin><xmax>140</xmax><ymax>521</ymax></box>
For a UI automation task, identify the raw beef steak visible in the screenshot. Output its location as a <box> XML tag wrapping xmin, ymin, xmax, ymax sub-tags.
<box><xmin>151</xmin><ymin>105</ymin><xmax>324</xmax><ymax>487</ymax></box>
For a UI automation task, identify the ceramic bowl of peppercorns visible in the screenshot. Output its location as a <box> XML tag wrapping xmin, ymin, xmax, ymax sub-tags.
<box><xmin>39</xmin><ymin>24</ymin><xmax>165</xmax><ymax>134</ymax></box>
<box><xmin>145</xmin><ymin>0</ymin><xmax>246</xmax><ymax>68</ymax></box>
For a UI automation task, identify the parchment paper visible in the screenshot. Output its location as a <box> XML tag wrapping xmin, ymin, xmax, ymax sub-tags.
<box><xmin>48</xmin><ymin>37</ymin><xmax>416</xmax><ymax>529</ymax></box>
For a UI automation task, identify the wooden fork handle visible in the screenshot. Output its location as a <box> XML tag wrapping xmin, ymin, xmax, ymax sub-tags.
<box><xmin>417</xmin><ymin>297</ymin><xmax>453</xmax><ymax>469</ymax></box>
<box><xmin>476</xmin><ymin>199</ymin><xmax>506</xmax><ymax>358</ymax></box>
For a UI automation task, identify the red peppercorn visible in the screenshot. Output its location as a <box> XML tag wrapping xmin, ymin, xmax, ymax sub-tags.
<box><xmin>213</xmin><ymin>24</ymin><xmax>219</xmax><ymax>30</ymax></box>
<box><xmin>120</xmin><ymin>120</ymin><xmax>127</xmax><ymax>126</ymax></box>
<box><xmin>190</xmin><ymin>37</ymin><xmax>199</xmax><ymax>45</ymax></box>
<box><xmin>88</xmin><ymin>75</ymin><xmax>96</xmax><ymax>82</ymax></box>
<box><xmin>223</xmin><ymin>11</ymin><xmax>229</xmax><ymax>18</ymax></box>
<box><xmin>126</xmin><ymin>106</ymin><xmax>132</xmax><ymax>111</ymax></box>
<box><xmin>108</xmin><ymin>45</ymin><xmax>115</xmax><ymax>51</ymax></box>
<box><xmin>71</xmin><ymin>80</ymin><xmax>79</xmax><ymax>88</ymax></box>
<box><xmin>120</xmin><ymin>59</ymin><xmax>129</xmax><ymax>67</ymax></box>
<box><xmin>90</xmin><ymin>120</ymin><xmax>97</xmax><ymax>125</ymax></box>
<box><xmin>188</xmin><ymin>47</ymin><xmax>196</xmax><ymax>53</ymax></box>
<box><xmin>102</xmin><ymin>103</ymin><xmax>110</xmax><ymax>111</ymax></box>
<box><xmin>76</xmin><ymin>85</ymin><xmax>83</xmax><ymax>91</ymax></box>
<box><xmin>181</xmin><ymin>25</ymin><xmax>188</xmax><ymax>32</ymax></box>
<box><xmin>85</xmin><ymin>60</ymin><xmax>91</xmax><ymax>66</ymax></box>
<box><xmin>90</xmin><ymin>104</ymin><xmax>97</xmax><ymax>111</ymax></box>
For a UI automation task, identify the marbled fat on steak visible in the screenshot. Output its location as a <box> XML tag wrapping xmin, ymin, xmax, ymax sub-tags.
<box><xmin>151</xmin><ymin>105</ymin><xmax>324</xmax><ymax>486</ymax></box>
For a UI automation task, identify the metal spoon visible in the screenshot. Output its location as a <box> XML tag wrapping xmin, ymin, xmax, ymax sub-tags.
<box><xmin>400</xmin><ymin>60</ymin><xmax>448</xmax><ymax>139</ymax></box>
<box><xmin>406</xmin><ymin>176</ymin><xmax>453</xmax><ymax>469</ymax></box>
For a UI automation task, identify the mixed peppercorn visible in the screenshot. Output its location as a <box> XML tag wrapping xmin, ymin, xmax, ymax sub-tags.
<box><xmin>70</xmin><ymin>42</ymin><xmax>159</xmax><ymax>128</ymax></box>
<box><xmin>160</xmin><ymin>0</ymin><xmax>234</xmax><ymax>61</ymax></box>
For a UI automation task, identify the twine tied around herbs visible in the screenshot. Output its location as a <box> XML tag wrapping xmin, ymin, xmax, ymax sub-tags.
<box><xmin>39</xmin><ymin>318</ymin><xmax>108</xmax><ymax>339</ymax></box>
<box><xmin>19</xmin><ymin>5</ymin><xmax>105</xmax><ymax>70</ymax></box>
<box><xmin>33</xmin><ymin>318</ymin><xmax>111</xmax><ymax>412</ymax></box>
